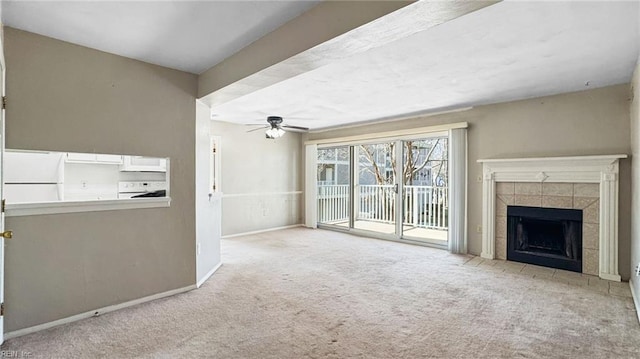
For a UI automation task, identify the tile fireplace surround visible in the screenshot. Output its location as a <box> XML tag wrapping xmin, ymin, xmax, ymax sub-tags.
<box><xmin>478</xmin><ymin>155</ymin><xmax>627</xmax><ymax>282</ymax></box>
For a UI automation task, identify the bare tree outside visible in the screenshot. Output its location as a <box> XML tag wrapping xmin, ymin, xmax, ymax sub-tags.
<box><xmin>358</xmin><ymin>138</ymin><xmax>448</xmax><ymax>187</ymax></box>
<box><xmin>355</xmin><ymin>138</ymin><xmax>449</xmax><ymax>229</ymax></box>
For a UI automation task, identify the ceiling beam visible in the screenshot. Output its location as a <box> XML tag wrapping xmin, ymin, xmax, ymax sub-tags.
<box><xmin>197</xmin><ymin>0</ymin><xmax>415</xmax><ymax>99</ymax></box>
<box><xmin>198</xmin><ymin>1</ymin><xmax>500</xmax><ymax>107</ymax></box>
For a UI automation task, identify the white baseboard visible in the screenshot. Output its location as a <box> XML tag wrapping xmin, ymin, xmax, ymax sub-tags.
<box><xmin>197</xmin><ymin>262</ymin><xmax>223</xmax><ymax>288</ymax></box>
<box><xmin>4</xmin><ymin>284</ymin><xmax>197</xmax><ymax>340</ymax></box>
<box><xmin>630</xmin><ymin>279</ymin><xmax>640</xmax><ymax>325</ymax></box>
<box><xmin>222</xmin><ymin>224</ymin><xmax>304</xmax><ymax>239</ymax></box>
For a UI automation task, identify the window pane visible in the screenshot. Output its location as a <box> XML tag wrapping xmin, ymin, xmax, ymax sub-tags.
<box><xmin>317</xmin><ymin>147</ymin><xmax>350</xmax><ymax>227</ymax></box>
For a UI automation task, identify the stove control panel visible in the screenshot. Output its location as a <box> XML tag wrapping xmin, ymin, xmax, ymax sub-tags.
<box><xmin>118</xmin><ymin>181</ymin><xmax>167</xmax><ymax>193</ymax></box>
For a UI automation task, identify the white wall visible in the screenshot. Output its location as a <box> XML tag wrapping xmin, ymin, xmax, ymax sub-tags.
<box><xmin>64</xmin><ymin>162</ymin><xmax>119</xmax><ymax>200</ymax></box>
<box><xmin>211</xmin><ymin>120</ymin><xmax>303</xmax><ymax>236</ymax></box>
<box><xmin>196</xmin><ymin>101</ymin><xmax>221</xmax><ymax>284</ymax></box>
<box><xmin>630</xmin><ymin>58</ymin><xmax>640</xmax><ymax>315</ymax></box>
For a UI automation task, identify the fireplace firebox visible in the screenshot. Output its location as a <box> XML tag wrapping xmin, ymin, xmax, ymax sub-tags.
<box><xmin>507</xmin><ymin>206</ymin><xmax>582</xmax><ymax>272</ymax></box>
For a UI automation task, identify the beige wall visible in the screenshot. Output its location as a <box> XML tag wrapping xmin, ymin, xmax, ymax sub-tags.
<box><xmin>211</xmin><ymin>121</ymin><xmax>302</xmax><ymax>236</ymax></box>
<box><xmin>4</xmin><ymin>28</ymin><xmax>198</xmax><ymax>331</ymax></box>
<box><xmin>307</xmin><ymin>84</ymin><xmax>632</xmax><ymax>279</ymax></box>
<box><xmin>630</xmin><ymin>59</ymin><xmax>640</xmax><ymax>299</ymax></box>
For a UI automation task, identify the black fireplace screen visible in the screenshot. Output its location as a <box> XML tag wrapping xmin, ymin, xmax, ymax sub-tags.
<box><xmin>507</xmin><ymin>206</ymin><xmax>582</xmax><ymax>272</ymax></box>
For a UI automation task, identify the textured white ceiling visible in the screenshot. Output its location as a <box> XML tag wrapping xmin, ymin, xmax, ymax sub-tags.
<box><xmin>2</xmin><ymin>0</ymin><xmax>320</xmax><ymax>74</ymax></box>
<box><xmin>200</xmin><ymin>0</ymin><xmax>493</xmax><ymax>108</ymax></box>
<box><xmin>210</xmin><ymin>1</ymin><xmax>640</xmax><ymax>130</ymax></box>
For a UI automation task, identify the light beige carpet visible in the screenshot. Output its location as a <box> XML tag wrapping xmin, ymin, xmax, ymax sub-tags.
<box><xmin>2</xmin><ymin>227</ymin><xmax>639</xmax><ymax>358</ymax></box>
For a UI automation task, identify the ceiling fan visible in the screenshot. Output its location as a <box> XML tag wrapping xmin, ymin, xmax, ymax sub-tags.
<box><xmin>246</xmin><ymin>116</ymin><xmax>309</xmax><ymax>139</ymax></box>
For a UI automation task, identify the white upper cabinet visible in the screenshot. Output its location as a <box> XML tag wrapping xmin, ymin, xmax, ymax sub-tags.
<box><xmin>95</xmin><ymin>154</ymin><xmax>124</xmax><ymax>164</ymax></box>
<box><xmin>120</xmin><ymin>156</ymin><xmax>167</xmax><ymax>172</ymax></box>
<box><xmin>66</xmin><ymin>152</ymin><xmax>123</xmax><ymax>164</ymax></box>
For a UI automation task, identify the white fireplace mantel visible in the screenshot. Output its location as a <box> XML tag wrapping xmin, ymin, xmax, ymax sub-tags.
<box><xmin>477</xmin><ymin>154</ymin><xmax>627</xmax><ymax>281</ymax></box>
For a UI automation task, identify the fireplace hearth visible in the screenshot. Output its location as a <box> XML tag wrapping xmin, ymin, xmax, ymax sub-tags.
<box><xmin>507</xmin><ymin>206</ymin><xmax>582</xmax><ymax>272</ymax></box>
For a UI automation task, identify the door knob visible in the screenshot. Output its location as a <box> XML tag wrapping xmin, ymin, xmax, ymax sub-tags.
<box><xmin>1</xmin><ymin>231</ymin><xmax>13</xmax><ymax>239</ymax></box>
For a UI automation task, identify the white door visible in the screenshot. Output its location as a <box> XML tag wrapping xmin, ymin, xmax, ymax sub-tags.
<box><xmin>0</xmin><ymin>31</ymin><xmax>7</xmax><ymax>344</ymax></box>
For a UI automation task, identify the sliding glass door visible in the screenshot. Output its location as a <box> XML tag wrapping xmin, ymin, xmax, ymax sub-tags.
<box><xmin>353</xmin><ymin>142</ymin><xmax>397</xmax><ymax>235</ymax></box>
<box><xmin>401</xmin><ymin>137</ymin><xmax>448</xmax><ymax>244</ymax></box>
<box><xmin>317</xmin><ymin>134</ymin><xmax>449</xmax><ymax>246</ymax></box>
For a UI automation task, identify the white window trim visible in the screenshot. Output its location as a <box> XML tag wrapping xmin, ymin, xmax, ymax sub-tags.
<box><xmin>304</xmin><ymin>144</ymin><xmax>318</xmax><ymax>228</ymax></box>
<box><xmin>305</xmin><ymin>121</ymin><xmax>468</xmax><ymax>147</ymax></box>
<box><xmin>6</xmin><ymin>197</ymin><xmax>171</xmax><ymax>217</ymax></box>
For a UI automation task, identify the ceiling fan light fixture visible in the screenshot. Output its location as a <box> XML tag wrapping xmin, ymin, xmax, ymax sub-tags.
<box><xmin>265</xmin><ymin>127</ymin><xmax>285</xmax><ymax>139</ymax></box>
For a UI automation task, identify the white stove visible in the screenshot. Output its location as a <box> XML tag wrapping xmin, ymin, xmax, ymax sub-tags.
<box><xmin>118</xmin><ymin>181</ymin><xmax>167</xmax><ymax>199</ymax></box>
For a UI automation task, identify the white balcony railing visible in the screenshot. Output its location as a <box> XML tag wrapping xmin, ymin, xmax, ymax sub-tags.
<box><xmin>317</xmin><ymin>185</ymin><xmax>350</xmax><ymax>224</ymax></box>
<box><xmin>403</xmin><ymin>185</ymin><xmax>448</xmax><ymax>230</ymax></box>
<box><xmin>317</xmin><ymin>184</ymin><xmax>448</xmax><ymax>230</ymax></box>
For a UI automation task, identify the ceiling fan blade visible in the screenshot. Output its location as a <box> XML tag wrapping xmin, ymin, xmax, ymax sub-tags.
<box><xmin>282</xmin><ymin>116</ymin><xmax>318</xmax><ymax>121</ymax></box>
<box><xmin>243</xmin><ymin>119</ymin><xmax>269</xmax><ymax>124</ymax></box>
<box><xmin>246</xmin><ymin>125</ymin><xmax>269</xmax><ymax>133</ymax></box>
<box><xmin>282</xmin><ymin>125</ymin><xmax>309</xmax><ymax>132</ymax></box>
